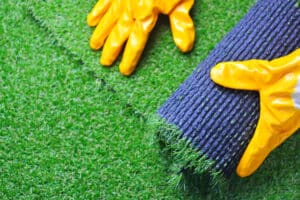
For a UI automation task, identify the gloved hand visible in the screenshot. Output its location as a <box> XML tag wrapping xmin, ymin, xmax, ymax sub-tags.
<box><xmin>210</xmin><ymin>49</ymin><xmax>300</xmax><ymax>177</ymax></box>
<box><xmin>87</xmin><ymin>0</ymin><xmax>195</xmax><ymax>75</ymax></box>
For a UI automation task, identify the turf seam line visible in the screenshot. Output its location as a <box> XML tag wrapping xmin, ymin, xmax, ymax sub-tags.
<box><xmin>27</xmin><ymin>7</ymin><xmax>140</xmax><ymax>116</ymax></box>
<box><xmin>26</xmin><ymin>6</ymin><xmax>147</xmax><ymax>121</ymax></box>
<box><xmin>26</xmin><ymin>7</ymin><xmax>114</xmax><ymax>94</ymax></box>
<box><xmin>27</xmin><ymin>7</ymin><xmax>84</xmax><ymax>67</ymax></box>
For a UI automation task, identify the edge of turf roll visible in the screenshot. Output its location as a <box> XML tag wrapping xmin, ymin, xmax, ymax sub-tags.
<box><xmin>148</xmin><ymin>114</ymin><xmax>228</xmax><ymax>197</ymax></box>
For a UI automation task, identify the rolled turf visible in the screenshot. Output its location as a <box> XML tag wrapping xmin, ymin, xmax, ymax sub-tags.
<box><xmin>158</xmin><ymin>0</ymin><xmax>300</xmax><ymax>191</ymax></box>
<box><xmin>1</xmin><ymin>0</ymin><xmax>300</xmax><ymax>199</ymax></box>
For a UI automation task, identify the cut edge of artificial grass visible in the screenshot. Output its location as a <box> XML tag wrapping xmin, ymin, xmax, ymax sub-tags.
<box><xmin>26</xmin><ymin>4</ymin><xmax>149</xmax><ymax>120</ymax></box>
<box><xmin>26</xmin><ymin>5</ymin><xmax>80</xmax><ymax>63</ymax></box>
<box><xmin>26</xmin><ymin>4</ymin><xmax>117</xmax><ymax>92</ymax></box>
<box><xmin>148</xmin><ymin>114</ymin><xmax>229</xmax><ymax>198</ymax></box>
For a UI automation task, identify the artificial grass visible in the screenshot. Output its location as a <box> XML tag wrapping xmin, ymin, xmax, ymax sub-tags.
<box><xmin>1</xmin><ymin>0</ymin><xmax>299</xmax><ymax>199</ymax></box>
<box><xmin>0</xmin><ymin>2</ymin><xmax>183</xmax><ymax>199</ymax></box>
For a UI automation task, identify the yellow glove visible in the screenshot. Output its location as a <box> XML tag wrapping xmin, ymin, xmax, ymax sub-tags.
<box><xmin>210</xmin><ymin>49</ymin><xmax>300</xmax><ymax>177</ymax></box>
<box><xmin>87</xmin><ymin>0</ymin><xmax>195</xmax><ymax>76</ymax></box>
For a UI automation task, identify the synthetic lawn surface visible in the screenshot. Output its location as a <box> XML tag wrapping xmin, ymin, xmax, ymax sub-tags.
<box><xmin>1</xmin><ymin>0</ymin><xmax>299</xmax><ymax>199</ymax></box>
<box><xmin>0</xmin><ymin>2</ymin><xmax>182</xmax><ymax>199</ymax></box>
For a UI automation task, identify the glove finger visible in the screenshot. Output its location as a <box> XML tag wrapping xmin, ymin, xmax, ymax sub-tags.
<box><xmin>87</xmin><ymin>0</ymin><xmax>111</xmax><ymax>27</ymax></box>
<box><xmin>236</xmin><ymin>113</ymin><xmax>271</xmax><ymax>177</ymax></box>
<box><xmin>100</xmin><ymin>13</ymin><xmax>133</xmax><ymax>66</ymax></box>
<box><xmin>169</xmin><ymin>11</ymin><xmax>195</xmax><ymax>52</ymax></box>
<box><xmin>169</xmin><ymin>0</ymin><xmax>195</xmax><ymax>52</ymax></box>
<box><xmin>89</xmin><ymin>1</ymin><xmax>121</xmax><ymax>50</ymax></box>
<box><xmin>236</xmin><ymin>101</ymin><xmax>300</xmax><ymax>177</ymax></box>
<box><xmin>210</xmin><ymin>60</ymin><xmax>272</xmax><ymax>91</ymax></box>
<box><xmin>119</xmin><ymin>14</ymin><xmax>158</xmax><ymax>76</ymax></box>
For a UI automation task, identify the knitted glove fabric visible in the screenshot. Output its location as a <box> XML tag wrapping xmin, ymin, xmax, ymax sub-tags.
<box><xmin>158</xmin><ymin>0</ymin><xmax>300</xmax><ymax>176</ymax></box>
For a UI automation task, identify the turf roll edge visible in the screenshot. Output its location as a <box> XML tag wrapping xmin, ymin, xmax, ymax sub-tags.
<box><xmin>148</xmin><ymin>115</ymin><xmax>228</xmax><ymax>197</ymax></box>
<box><xmin>155</xmin><ymin>0</ymin><xmax>300</xmax><ymax>190</ymax></box>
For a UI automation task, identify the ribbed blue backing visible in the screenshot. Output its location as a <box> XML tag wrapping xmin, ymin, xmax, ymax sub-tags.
<box><xmin>158</xmin><ymin>0</ymin><xmax>300</xmax><ymax>175</ymax></box>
